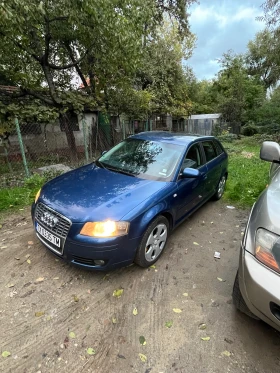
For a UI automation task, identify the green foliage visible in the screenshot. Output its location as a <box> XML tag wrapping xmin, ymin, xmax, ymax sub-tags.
<box><xmin>222</xmin><ymin>139</ymin><xmax>270</xmax><ymax>207</ymax></box>
<box><xmin>0</xmin><ymin>0</ymin><xmax>196</xmax><ymax>132</ymax></box>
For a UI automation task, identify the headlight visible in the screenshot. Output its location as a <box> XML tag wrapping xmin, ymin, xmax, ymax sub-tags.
<box><xmin>255</xmin><ymin>228</ymin><xmax>280</xmax><ymax>273</ymax></box>
<box><xmin>80</xmin><ymin>220</ymin><xmax>130</xmax><ymax>237</ymax></box>
<box><xmin>35</xmin><ymin>189</ymin><xmax>41</xmax><ymax>203</ymax></box>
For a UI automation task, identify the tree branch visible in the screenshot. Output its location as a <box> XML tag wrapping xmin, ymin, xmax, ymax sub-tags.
<box><xmin>47</xmin><ymin>47</ymin><xmax>91</xmax><ymax>70</ymax></box>
<box><xmin>20</xmin><ymin>87</ymin><xmax>55</xmax><ymax>106</ymax></box>
<box><xmin>64</xmin><ymin>42</ymin><xmax>89</xmax><ymax>89</ymax></box>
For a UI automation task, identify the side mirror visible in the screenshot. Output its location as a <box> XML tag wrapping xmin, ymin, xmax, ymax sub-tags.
<box><xmin>260</xmin><ymin>141</ymin><xmax>280</xmax><ymax>163</ymax></box>
<box><xmin>101</xmin><ymin>150</ymin><xmax>107</xmax><ymax>156</ymax></box>
<box><xmin>181</xmin><ymin>168</ymin><xmax>200</xmax><ymax>178</ymax></box>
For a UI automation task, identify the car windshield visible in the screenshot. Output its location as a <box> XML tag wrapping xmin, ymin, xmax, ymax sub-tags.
<box><xmin>97</xmin><ymin>138</ymin><xmax>184</xmax><ymax>181</ymax></box>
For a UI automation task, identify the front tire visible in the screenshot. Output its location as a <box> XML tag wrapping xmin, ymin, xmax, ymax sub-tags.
<box><xmin>134</xmin><ymin>215</ymin><xmax>169</xmax><ymax>268</ymax></box>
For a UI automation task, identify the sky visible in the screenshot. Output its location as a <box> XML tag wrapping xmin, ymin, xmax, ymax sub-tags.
<box><xmin>187</xmin><ymin>0</ymin><xmax>266</xmax><ymax>80</ymax></box>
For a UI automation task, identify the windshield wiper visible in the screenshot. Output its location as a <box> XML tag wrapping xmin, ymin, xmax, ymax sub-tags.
<box><xmin>106</xmin><ymin>166</ymin><xmax>136</xmax><ymax>177</ymax></box>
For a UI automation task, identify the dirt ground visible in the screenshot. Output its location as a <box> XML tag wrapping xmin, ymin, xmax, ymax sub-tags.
<box><xmin>0</xmin><ymin>201</ymin><xmax>280</xmax><ymax>373</ymax></box>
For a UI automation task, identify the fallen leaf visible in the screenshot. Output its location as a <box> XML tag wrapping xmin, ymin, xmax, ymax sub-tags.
<box><xmin>113</xmin><ymin>289</ymin><xmax>123</xmax><ymax>298</ymax></box>
<box><xmin>35</xmin><ymin>277</ymin><xmax>44</xmax><ymax>283</ymax></box>
<box><xmin>7</xmin><ymin>284</ymin><xmax>15</xmax><ymax>288</ymax></box>
<box><xmin>139</xmin><ymin>336</ymin><xmax>146</xmax><ymax>345</ymax></box>
<box><xmin>198</xmin><ymin>323</ymin><xmax>207</xmax><ymax>330</ymax></box>
<box><xmin>221</xmin><ymin>350</ymin><xmax>231</xmax><ymax>357</ymax></box>
<box><xmin>183</xmin><ymin>293</ymin><xmax>188</xmax><ymax>297</ymax></box>
<box><xmin>133</xmin><ymin>307</ymin><xmax>138</xmax><ymax>316</ymax></box>
<box><xmin>53</xmin><ymin>277</ymin><xmax>59</xmax><ymax>280</ymax></box>
<box><xmin>201</xmin><ymin>336</ymin><xmax>210</xmax><ymax>341</ymax></box>
<box><xmin>173</xmin><ymin>308</ymin><xmax>182</xmax><ymax>313</ymax></box>
<box><xmin>73</xmin><ymin>295</ymin><xmax>79</xmax><ymax>302</ymax></box>
<box><xmin>86</xmin><ymin>347</ymin><xmax>96</xmax><ymax>355</ymax></box>
<box><xmin>69</xmin><ymin>331</ymin><xmax>76</xmax><ymax>339</ymax></box>
<box><xmin>14</xmin><ymin>257</ymin><xmax>20</xmax><ymax>260</ymax></box>
<box><xmin>46</xmin><ymin>315</ymin><xmax>52</xmax><ymax>321</ymax></box>
<box><xmin>165</xmin><ymin>320</ymin><xmax>173</xmax><ymax>328</ymax></box>
<box><xmin>35</xmin><ymin>311</ymin><xmax>45</xmax><ymax>317</ymax></box>
<box><xmin>102</xmin><ymin>274</ymin><xmax>110</xmax><ymax>281</ymax></box>
<box><xmin>2</xmin><ymin>351</ymin><xmax>11</xmax><ymax>358</ymax></box>
<box><xmin>0</xmin><ymin>246</ymin><xmax>7</xmax><ymax>249</ymax></box>
<box><xmin>217</xmin><ymin>277</ymin><xmax>223</xmax><ymax>282</ymax></box>
<box><xmin>0</xmin><ymin>224</ymin><xmax>2</xmax><ymax>229</ymax></box>
<box><xmin>220</xmin><ymin>232</ymin><xmax>223</xmax><ymax>234</ymax></box>
<box><xmin>193</xmin><ymin>242</ymin><xmax>199</xmax><ymax>246</ymax></box>
<box><xmin>25</xmin><ymin>254</ymin><xmax>30</xmax><ymax>258</ymax></box>
<box><xmin>27</xmin><ymin>259</ymin><xmax>31</xmax><ymax>264</ymax></box>
<box><xmin>139</xmin><ymin>353</ymin><xmax>147</xmax><ymax>362</ymax></box>
<box><xmin>28</xmin><ymin>241</ymin><xmax>34</xmax><ymax>245</ymax></box>
<box><xmin>150</xmin><ymin>265</ymin><xmax>156</xmax><ymax>269</ymax></box>
<box><xmin>112</xmin><ymin>317</ymin><xmax>117</xmax><ymax>324</ymax></box>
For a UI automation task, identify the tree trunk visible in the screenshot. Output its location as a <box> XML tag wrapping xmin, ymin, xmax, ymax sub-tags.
<box><xmin>59</xmin><ymin>113</ymin><xmax>78</xmax><ymax>163</ymax></box>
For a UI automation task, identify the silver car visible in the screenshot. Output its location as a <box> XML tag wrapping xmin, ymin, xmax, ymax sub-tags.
<box><xmin>233</xmin><ymin>141</ymin><xmax>280</xmax><ymax>332</ymax></box>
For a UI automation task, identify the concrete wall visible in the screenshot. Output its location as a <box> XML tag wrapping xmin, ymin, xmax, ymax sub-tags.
<box><xmin>5</xmin><ymin>113</ymin><xmax>98</xmax><ymax>158</ymax></box>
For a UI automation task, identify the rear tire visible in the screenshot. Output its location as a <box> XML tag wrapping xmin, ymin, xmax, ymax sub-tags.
<box><xmin>134</xmin><ymin>215</ymin><xmax>169</xmax><ymax>268</ymax></box>
<box><xmin>213</xmin><ymin>174</ymin><xmax>226</xmax><ymax>200</ymax></box>
<box><xmin>232</xmin><ymin>271</ymin><xmax>259</xmax><ymax>320</ymax></box>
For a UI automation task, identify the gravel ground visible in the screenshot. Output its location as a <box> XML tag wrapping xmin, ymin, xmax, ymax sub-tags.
<box><xmin>0</xmin><ymin>200</ymin><xmax>280</xmax><ymax>373</ymax></box>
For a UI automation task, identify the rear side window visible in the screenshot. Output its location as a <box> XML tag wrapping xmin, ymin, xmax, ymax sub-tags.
<box><xmin>214</xmin><ymin>140</ymin><xmax>224</xmax><ymax>156</ymax></box>
<box><xmin>202</xmin><ymin>141</ymin><xmax>217</xmax><ymax>162</ymax></box>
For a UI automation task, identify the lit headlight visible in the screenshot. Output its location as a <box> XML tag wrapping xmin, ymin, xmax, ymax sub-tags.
<box><xmin>35</xmin><ymin>189</ymin><xmax>41</xmax><ymax>203</ymax></box>
<box><xmin>80</xmin><ymin>220</ymin><xmax>130</xmax><ymax>237</ymax></box>
<box><xmin>255</xmin><ymin>228</ymin><xmax>280</xmax><ymax>273</ymax></box>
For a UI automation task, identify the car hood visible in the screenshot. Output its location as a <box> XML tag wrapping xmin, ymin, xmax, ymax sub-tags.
<box><xmin>255</xmin><ymin>172</ymin><xmax>280</xmax><ymax>236</ymax></box>
<box><xmin>40</xmin><ymin>164</ymin><xmax>168</xmax><ymax>222</ymax></box>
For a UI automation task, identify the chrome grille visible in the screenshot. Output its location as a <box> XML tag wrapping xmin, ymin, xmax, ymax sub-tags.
<box><xmin>35</xmin><ymin>203</ymin><xmax>71</xmax><ymax>238</ymax></box>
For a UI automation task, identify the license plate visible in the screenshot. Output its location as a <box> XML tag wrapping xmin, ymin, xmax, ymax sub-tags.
<box><xmin>36</xmin><ymin>222</ymin><xmax>61</xmax><ymax>248</ymax></box>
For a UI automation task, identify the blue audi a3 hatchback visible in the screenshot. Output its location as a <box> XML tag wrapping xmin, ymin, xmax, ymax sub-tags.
<box><xmin>32</xmin><ymin>131</ymin><xmax>228</xmax><ymax>271</ymax></box>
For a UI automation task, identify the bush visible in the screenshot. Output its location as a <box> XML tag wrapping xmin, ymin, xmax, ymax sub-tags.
<box><xmin>241</xmin><ymin>124</ymin><xmax>258</xmax><ymax>136</ymax></box>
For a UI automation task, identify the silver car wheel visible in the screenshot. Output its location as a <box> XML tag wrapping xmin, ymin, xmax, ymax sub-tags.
<box><xmin>217</xmin><ymin>175</ymin><xmax>226</xmax><ymax>198</ymax></box>
<box><xmin>145</xmin><ymin>223</ymin><xmax>168</xmax><ymax>262</ymax></box>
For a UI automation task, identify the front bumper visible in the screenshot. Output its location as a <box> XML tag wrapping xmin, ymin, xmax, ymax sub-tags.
<box><xmin>31</xmin><ymin>203</ymin><xmax>140</xmax><ymax>271</ymax></box>
<box><xmin>239</xmin><ymin>245</ymin><xmax>280</xmax><ymax>332</ymax></box>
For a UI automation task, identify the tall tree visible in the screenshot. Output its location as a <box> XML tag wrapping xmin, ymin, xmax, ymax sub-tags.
<box><xmin>214</xmin><ymin>52</ymin><xmax>265</xmax><ymax>127</ymax></box>
<box><xmin>246</xmin><ymin>29</ymin><xmax>280</xmax><ymax>89</ymax></box>
<box><xmin>0</xmin><ymin>0</ymin><xmax>155</xmax><ymax>159</ymax></box>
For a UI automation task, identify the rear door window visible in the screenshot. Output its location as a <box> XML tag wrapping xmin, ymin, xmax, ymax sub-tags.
<box><xmin>213</xmin><ymin>140</ymin><xmax>224</xmax><ymax>156</ymax></box>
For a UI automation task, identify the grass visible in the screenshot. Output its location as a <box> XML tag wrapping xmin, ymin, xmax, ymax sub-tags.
<box><xmin>0</xmin><ymin>172</ymin><xmax>62</xmax><ymax>214</ymax></box>
<box><xmin>222</xmin><ymin>138</ymin><xmax>270</xmax><ymax>207</ymax></box>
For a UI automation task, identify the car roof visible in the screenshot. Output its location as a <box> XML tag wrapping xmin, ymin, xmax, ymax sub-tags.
<box><xmin>131</xmin><ymin>131</ymin><xmax>216</xmax><ymax>146</ymax></box>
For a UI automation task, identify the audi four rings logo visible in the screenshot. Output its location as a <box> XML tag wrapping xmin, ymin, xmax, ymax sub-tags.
<box><xmin>41</xmin><ymin>212</ymin><xmax>59</xmax><ymax>228</ymax></box>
